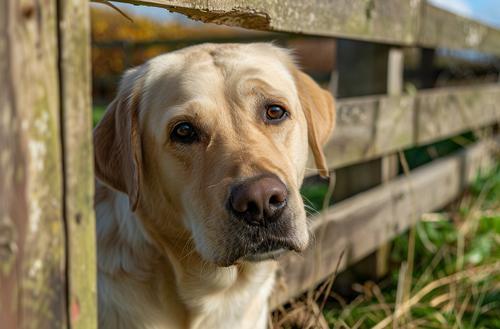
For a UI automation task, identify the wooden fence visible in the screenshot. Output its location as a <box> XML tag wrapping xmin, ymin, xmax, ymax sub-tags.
<box><xmin>1</xmin><ymin>0</ymin><xmax>499</xmax><ymax>328</ymax></box>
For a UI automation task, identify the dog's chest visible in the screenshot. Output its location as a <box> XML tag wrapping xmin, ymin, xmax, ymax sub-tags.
<box><xmin>185</xmin><ymin>269</ymin><xmax>275</xmax><ymax>329</ymax></box>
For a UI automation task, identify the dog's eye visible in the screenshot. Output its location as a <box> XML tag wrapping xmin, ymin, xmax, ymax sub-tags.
<box><xmin>265</xmin><ymin>105</ymin><xmax>288</xmax><ymax>123</ymax></box>
<box><xmin>171</xmin><ymin>122</ymin><xmax>198</xmax><ymax>143</ymax></box>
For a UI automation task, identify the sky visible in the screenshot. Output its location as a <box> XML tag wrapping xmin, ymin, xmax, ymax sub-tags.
<box><xmin>102</xmin><ymin>1</ymin><xmax>500</xmax><ymax>28</ymax></box>
<box><xmin>429</xmin><ymin>0</ymin><xmax>500</xmax><ymax>27</ymax></box>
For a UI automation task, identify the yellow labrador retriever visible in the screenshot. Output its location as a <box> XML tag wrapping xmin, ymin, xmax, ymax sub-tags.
<box><xmin>94</xmin><ymin>43</ymin><xmax>335</xmax><ymax>329</ymax></box>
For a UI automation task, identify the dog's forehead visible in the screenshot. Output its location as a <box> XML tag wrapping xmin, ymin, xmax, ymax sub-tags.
<box><xmin>188</xmin><ymin>45</ymin><xmax>296</xmax><ymax>95</ymax></box>
<box><xmin>149</xmin><ymin>44</ymin><xmax>297</xmax><ymax>99</ymax></box>
<box><xmin>142</xmin><ymin>44</ymin><xmax>301</xmax><ymax>135</ymax></box>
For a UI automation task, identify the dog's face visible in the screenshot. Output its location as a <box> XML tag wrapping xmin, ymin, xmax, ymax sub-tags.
<box><xmin>94</xmin><ymin>44</ymin><xmax>335</xmax><ymax>266</ymax></box>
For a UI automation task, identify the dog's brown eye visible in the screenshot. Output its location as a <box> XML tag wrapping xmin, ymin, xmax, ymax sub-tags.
<box><xmin>171</xmin><ymin>122</ymin><xmax>198</xmax><ymax>143</ymax></box>
<box><xmin>265</xmin><ymin>105</ymin><xmax>288</xmax><ymax>122</ymax></box>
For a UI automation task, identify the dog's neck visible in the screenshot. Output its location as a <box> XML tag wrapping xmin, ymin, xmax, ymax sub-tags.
<box><xmin>96</xmin><ymin>182</ymin><xmax>276</xmax><ymax>328</ymax></box>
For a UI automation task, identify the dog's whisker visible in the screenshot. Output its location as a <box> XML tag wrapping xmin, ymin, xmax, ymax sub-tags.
<box><xmin>304</xmin><ymin>207</ymin><xmax>320</xmax><ymax>217</ymax></box>
<box><xmin>207</xmin><ymin>180</ymin><xmax>226</xmax><ymax>189</ymax></box>
<box><xmin>301</xmin><ymin>194</ymin><xmax>315</xmax><ymax>206</ymax></box>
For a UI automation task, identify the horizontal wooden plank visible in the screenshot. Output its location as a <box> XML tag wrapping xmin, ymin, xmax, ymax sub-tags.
<box><xmin>315</xmin><ymin>83</ymin><xmax>500</xmax><ymax>171</ymax></box>
<box><xmin>416</xmin><ymin>84</ymin><xmax>500</xmax><ymax>144</ymax></box>
<box><xmin>121</xmin><ymin>0</ymin><xmax>420</xmax><ymax>45</ymax></box>
<box><xmin>419</xmin><ymin>4</ymin><xmax>500</xmax><ymax>56</ymax></box>
<box><xmin>113</xmin><ymin>1</ymin><xmax>500</xmax><ymax>55</ymax></box>
<box><xmin>322</xmin><ymin>95</ymin><xmax>414</xmax><ymax>169</ymax></box>
<box><xmin>272</xmin><ymin>135</ymin><xmax>499</xmax><ymax>307</ymax></box>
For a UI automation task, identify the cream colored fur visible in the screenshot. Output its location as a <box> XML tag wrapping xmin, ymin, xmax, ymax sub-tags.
<box><xmin>94</xmin><ymin>43</ymin><xmax>335</xmax><ymax>329</ymax></box>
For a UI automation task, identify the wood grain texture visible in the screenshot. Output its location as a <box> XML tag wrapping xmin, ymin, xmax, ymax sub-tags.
<box><xmin>58</xmin><ymin>0</ymin><xmax>98</xmax><ymax>328</ymax></box>
<box><xmin>121</xmin><ymin>0</ymin><xmax>420</xmax><ymax>44</ymax></box>
<box><xmin>416</xmin><ymin>84</ymin><xmax>500</xmax><ymax>145</ymax></box>
<box><xmin>114</xmin><ymin>1</ymin><xmax>500</xmax><ymax>54</ymax></box>
<box><xmin>272</xmin><ymin>136</ymin><xmax>499</xmax><ymax>307</ymax></box>
<box><xmin>0</xmin><ymin>1</ymin><xmax>66</xmax><ymax>328</ymax></box>
<box><xmin>315</xmin><ymin>84</ymin><xmax>500</xmax><ymax>172</ymax></box>
<box><xmin>419</xmin><ymin>4</ymin><xmax>500</xmax><ymax>56</ymax></box>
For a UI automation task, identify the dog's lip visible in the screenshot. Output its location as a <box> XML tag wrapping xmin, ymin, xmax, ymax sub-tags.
<box><xmin>242</xmin><ymin>248</ymin><xmax>287</xmax><ymax>262</ymax></box>
<box><xmin>239</xmin><ymin>236</ymin><xmax>300</xmax><ymax>262</ymax></box>
<box><xmin>214</xmin><ymin>237</ymin><xmax>303</xmax><ymax>267</ymax></box>
<box><xmin>216</xmin><ymin>245</ymin><xmax>293</xmax><ymax>267</ymax></box>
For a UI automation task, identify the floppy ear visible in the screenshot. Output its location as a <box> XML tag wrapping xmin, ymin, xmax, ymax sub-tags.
<box><xmin>294</xmin><ymin>69</ymin><xmax>336</xmax><ymax>178</ymax></box>
<box><xmin>93</xmin><ymin>67</ymin><xmax>144</xmax><ymax>211</ymax></box>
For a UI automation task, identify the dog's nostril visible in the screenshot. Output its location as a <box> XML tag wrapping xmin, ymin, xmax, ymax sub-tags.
<box><xmin>229</xmin><ymin>175</ymin><xmax>288</xmax><ymax>225</ymax></box>
<box><xmin>269</xmin><ymin>191</ymin><xmax>286</xmax><ymax>205</ymax></box>
<box><xmin>230</xmin><ymin>195</ymin><xmax>260</xmax><ymax>214</ymax></box>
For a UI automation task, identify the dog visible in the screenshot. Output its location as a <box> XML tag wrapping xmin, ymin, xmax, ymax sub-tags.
<box><xmin>94</xmin><ymin>43</ymin><xmax>335</xmax><ymax>329</ymax></box>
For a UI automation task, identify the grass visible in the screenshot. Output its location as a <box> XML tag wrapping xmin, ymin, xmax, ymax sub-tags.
<box><xmin>282</xmin><ymin>164</ymin><xmax>500</xmax><ymax>329</ymax></box>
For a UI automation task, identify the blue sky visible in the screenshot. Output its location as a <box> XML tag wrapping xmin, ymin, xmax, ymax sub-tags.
<box><xmin>429</xmin><ymin>0</ymin><xmax>500</xmax><ymax>27</ymax></box>
<box><xmin>103</xmin><ymin>1</ymin><xmax>500</xmax><ymax>28</ymax></box>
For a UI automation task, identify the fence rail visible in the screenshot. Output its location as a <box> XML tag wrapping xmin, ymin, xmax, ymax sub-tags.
<box><xmin>120</xmin><ymin>1</ymin><xmax>500</xmax><ymax>55</ymax></box>
<box><xmin>322</xmin><ymin>83</ymin><xmax>500</xmax><ymax>170</ymax></box>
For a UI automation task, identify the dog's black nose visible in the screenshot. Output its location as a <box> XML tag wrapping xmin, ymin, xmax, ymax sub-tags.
<box><xmin>229</xmin><ymin>175</ymin><xmax>288</xmax><ymax>226</ymax></box>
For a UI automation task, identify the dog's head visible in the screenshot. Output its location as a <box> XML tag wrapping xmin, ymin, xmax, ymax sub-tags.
<box><xmin>94</xmin><ymin>43</ymin><xmax>335</xmax><ymax>266</ymax></box>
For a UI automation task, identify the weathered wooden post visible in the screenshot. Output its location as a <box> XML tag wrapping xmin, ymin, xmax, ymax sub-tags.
<box><xmin>377</xmin><ymin>47</ymin><xmax>404</xmax><ymax>277</ymax></box>
<box><xmin>58</xmin><ymin>1</ymin><xmax>97</xmax><ymax>328</ymax></box>
<box><xmin>0</xmin><ymin>1</ymin><xmax>96</xmax><ymax>328</ymax></box>
<box><xmin>0</xmin><ymin>2</ymin><xmax>66</xmax><ymax>327</ymax></box>
<box><xmin>333</xmin><ymin>41</ymin><xmax>404</xmax><ymax>280</ymax></box>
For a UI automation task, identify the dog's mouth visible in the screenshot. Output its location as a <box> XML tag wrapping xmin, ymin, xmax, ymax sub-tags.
<box><xmin>242</xmin><ymin>248</ymin><xmax>287</xmax><ymax>262</ymax></box>
<box><xmin>212</xmin><ymin>231</ymin><xmax>306</xmax><ymax>267</ymax></box>
<box><xmin>239</xmin><ymin>237</ymin><xmax>300</xmax><ymax>263</ymax></box>
<box><xmin>207</xmin><ymin>209</ymin><xmax>309</xmax><ymax>267</ymax></box>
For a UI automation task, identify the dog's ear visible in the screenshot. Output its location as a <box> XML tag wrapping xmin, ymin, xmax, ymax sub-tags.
<box><xmin>294</xmin><ymin>69</ymin><xmax>336</xmax><ymax>178</ymax></box>
<box><xmin>94</xmin><ymin>67</ymin><xmax>145</xmax><ymax>211</ymax></box>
